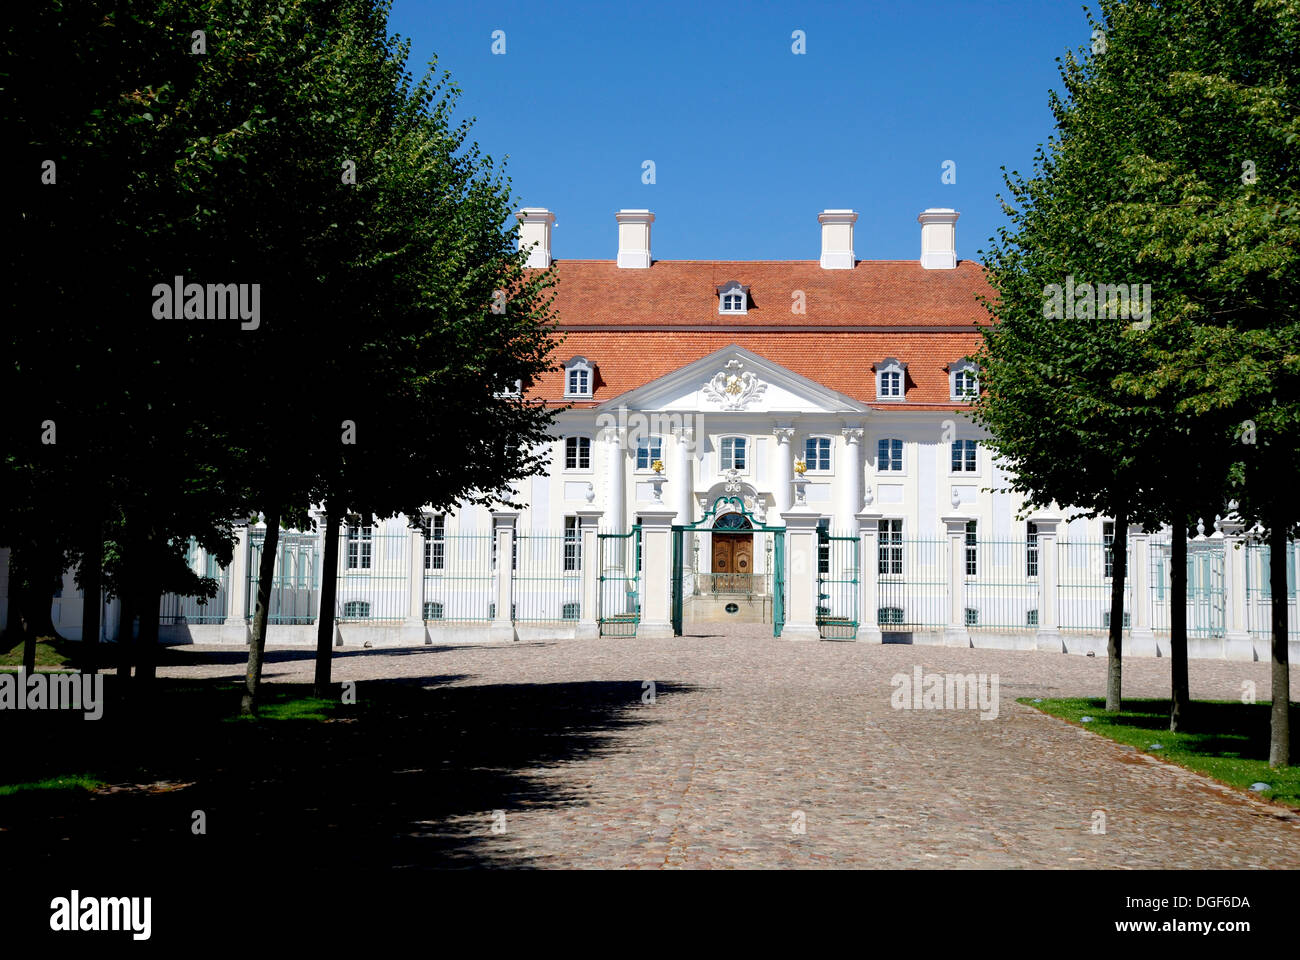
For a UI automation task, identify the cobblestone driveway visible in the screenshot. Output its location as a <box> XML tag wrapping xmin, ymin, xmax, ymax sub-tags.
<box><xmin>165</xmin><ymin>628</ymin><xmax>1300</xmax><ymax>869</ymax></box>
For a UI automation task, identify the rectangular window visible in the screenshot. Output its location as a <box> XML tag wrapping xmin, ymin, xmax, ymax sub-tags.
<box><xmin>346</xmin><ymin>524</ymin><xmax>372</xmax><ymax>570</ymax></box>
<box><xmin>1103</xmin><ymin>521</ymin><xmax>1115</xmax><ymax>579</ymax></box>
<box><xmin>953</xmin><ymin>369</ymin><xmax>978</xmax><ymax>400</ymax></box>
<box><xmin>879</xmin><ymin>606</ymin><xmax>904</xmax><ymax>626</ymax></box>
<box><xmin>804</xmin><ymin>437</ymin><xmax>831</xmax><ymax>471</ymax></box>
<box><xmin>817</xmin><ymin>518</ymin><xmax>830</xmax><ymax>575</ymax></box>
<box><xmin>1026</xmin><ymin>521</ymin><xmax>1039</xmax><ymax>578</ymax></box>
<box><xmin>721</xmin><ymin>436</ymin><xmax>747</xmax><ymax>471</ymax></box>
<box><xmin>951</xmin><ymin>439</ymin><xmax>977</xmax><ymax>472</ymax></box>
<box><xmin>877</xmin><ymin>438</ymin><xmax>903</xmax><ymax>472</ymax></box>
<box><xmin>879</xmin><ymin>370</ymin><xmax>902</xmax><ymax>398</ymax></box>
<box><xmin>636</xmin><ymin>436</ymin><xmax>663</xmax><ymax>471</ymax></box>
<box><xmin>565</xmin><ymin>436</ymin><xmax>591</xmax><ymax>470</ymax></box>
<box><xmin>424</xmin><ymin>514</ymin><xmax>445</xmax><ymax>571</ymax></box>
<box><xmin>564</xmin><ymin>516</ymin><xmax>580</xmax><ymax>571</ymax></box>
<box><xmin>965</xmin><ymin>520</ymin><xmax>978</xmax><ymax>576</ymax></box>
<box><xmin>878</xmin><ymin>519</ymin><xmax>903</xmax><ymax>576</ymax></box>
<box><xmin>567</xmin><ymin>367</ymin><xmax>590</xmax><ymax>396</ymax></box>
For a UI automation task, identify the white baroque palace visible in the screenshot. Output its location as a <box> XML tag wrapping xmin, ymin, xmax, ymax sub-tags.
<box><xmin>7</xmin><ymin>206</ymin><xmax>1297</xmax><ymax>658</ymax></box>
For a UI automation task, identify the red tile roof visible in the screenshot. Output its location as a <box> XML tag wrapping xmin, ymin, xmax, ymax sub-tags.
<box><xmin>528</xmin><ymin>258</ymin><xmax>993</xmax><ymax>410</ymax></box>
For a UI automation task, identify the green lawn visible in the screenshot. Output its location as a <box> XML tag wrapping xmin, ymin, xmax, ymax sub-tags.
<box><xmin>0</xmin><ymin>635</ymin><xmax>74</xmax><ymax>668</ymax></box>
<box><xmin>0</xmin><ymin>775</ymin><xmax>106</xmax><ymax>798</ymax></box>
<box><xmin>1022</xmin><ymin>697</ymin><xmax>1300</xmax><ymax>808</ymax></box>
<box><xmin>0</xmin><ymin>678</ymin><xmax>343</xmax><ymax>796</ymax></box>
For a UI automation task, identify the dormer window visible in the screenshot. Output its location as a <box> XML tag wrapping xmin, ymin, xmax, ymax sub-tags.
<box><xmin>565</xmin><ymin>356</ymin><xmax>593</xmax><ymax>398</ymax></box>
<box><xmin>716</xmin><ymin>281</ymin><xmax>749</xmax><ymax>315</ymax></box>
<box><xmin>949</xmin><ymin>360</ymin><xmax>979</xmax><ymax>402</ymax></box>
<box><xmin>494</xmin><ymin>378</ymin><xmax>523</xmax><ymax>399</ymax></box>
<box><xmin>876</xmin><ymin>358</ymin><xmax>906</xmax><ymax>401</ymax></box>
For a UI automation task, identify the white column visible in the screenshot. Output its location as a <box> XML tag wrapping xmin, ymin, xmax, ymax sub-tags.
<box><xmin>576</xmin><ymin>509</ymin><xmax>603</xmax><ymax>640</ymax></box>
<box><xmin>1219</xmin><ymin>517</ymin><xmax>1251</xmax><ymax>660</ymax></box>
<box><xmin>604</xmin><ymin>426</ymin><xmax>626</xmax><ymax>533</ymax></box>
<box><xmin>401</xmin><ymin>520</ymin><xmax>427</xmax><ymax>645</ymax></box>
<box><xmin>490</xmin><ymin>511</ymin><xmax>517</xmax><ymax>642</ymax></box>
<box><xmin>637</xmin><ymin>509</ymin><xmax>677</xmax><ymax>638</ymax></box>
<box><xmin>772</xmin><ymin>425</ymin><xmax>795</xmax><ymax>518</ymax></box>
<box><xmin>839</xmin><ymin>425</ymin><xmax>864</xmax><ymax>535</ymax></box>
<box><xmin>1032</xmin><ymin>516</ymin><xmax>1062</xmax><ymax>653</ymax></box>
<box><xmin>857</xmin><ymin>510</ymin><xmax>883</xmax><ymax>643</ymax></box>
<box><xmin>942</xmin><ymin>514</ymin><xmax>970</xmax><ymax>647</ymax></box>
<box><xmin>780</xmin><ymin>510</ymin><xmax>822</xmax><ymax>641</ymax></box>
<box><xmin>221</xmin><ymin>526</ymin><xmax>251</xmax><ymax>643</ymax></box>
<box><xmin>673</xmin><ymin>428</ymin><xmax>694</xmax><ymax>526</ymax></box>
<box><xmin>1128</xmin><ymin>526</ymin><xmax>1156</xmax><ymax>657</ymax></box>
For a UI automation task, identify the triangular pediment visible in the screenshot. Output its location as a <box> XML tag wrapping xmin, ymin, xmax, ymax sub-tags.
<box><xmin>594</xmin><ymin>344</ymin><xmax>870</xmax><ymax>415</ymax></box>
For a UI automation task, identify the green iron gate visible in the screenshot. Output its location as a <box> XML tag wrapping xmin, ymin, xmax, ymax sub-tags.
<box><xmin>816</xmin><ymin>526</ymin><xmax>859</xmax><ymax>639</ymax></box>
<box><xmin>671</xmin><ymin>496</ymin><xmax>785</xmax><ymax>637</ymax></box>
<box><xmin>598</xmin><ymin>526</ymin><xmax>641</xmax><ymax>636</ymax></box>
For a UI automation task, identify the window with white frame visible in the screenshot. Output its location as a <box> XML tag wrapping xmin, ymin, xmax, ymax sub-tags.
<box><xmin>717</xmin><ymin>281</ymin><xmax>749</xmax><ymax>314</ymax></box>
<box><xmin>564</xmin><ymin>515</ymin><xmax>581</xmax><ymax>571</ymax></box>
<box><xmin>965</xmin><ymin>520</ymin><xmax>978</xmax><ymax>576</ymax></box>
<box><xmin>564</xmin><ymin>357</ymin><xmax>593</xmax><ymax>398</ymax></box>
<box><xmin>877</xmin><ymin>438</ymin><xmax>903</xmax><ymax>472</ymax></box>
<box><xmin>878</xmin><ymin>518</ymin><xmax>903</xmax><ymax>575</ymax></box>
<box><xmin>950</xmin><ymin>361</ymin><xmax>979</xmax><ymax>402</ymax></box>
<box><xmin>1026</xmin><ymin>521</ymin><xmax>1039</xmax><ymax>578</ymax></box>
<box><xmin>876</xmin><ymin>358</ymin><xmax>906</xmax><ymax>400</ymax></box>
<box><xmin>565</xmin><ymin>436</ymin><xmax>591</xmax><ymax>470</ymax></box>
<box><xmin>635</xmin><ymin>435</ymin><xmax>663</xmax><ymax>471</ymax></box>
<box><xmin>720</xmin><ymin>436</ymin><xmax>747</xmax><ymax>471</ymax></box>
<box><xmin>804</xmin><ymin>437</ymin><xmax>831</xmax><ymax>472</ymax></box>
<box><xmin>817</xmin><ymin>518</ymin><xmax>830</xmax><ymax>574</ymax></box>
<box><xmin>494</xmin><ymin>379</ymin><xmax>523</xmax><ymax>398</ymax></box>
<box><xmin>1103</xmin><ymin>521</ymin><xmax>1116</xmax><ymax>579</ymax></box>
<box><xmin>951</xmin><ymin>439</ymin><xmax>977</xmax><ymax>472</ymax></box>
<box><xmin>424</xmin><ymin>514</ymin><xmax>445</xmax><ymax>570</ymax></box>
<box><xmin>346</xmin><ymin>523</ymin><xmax>372</xmax><ymax>570</ymax></box>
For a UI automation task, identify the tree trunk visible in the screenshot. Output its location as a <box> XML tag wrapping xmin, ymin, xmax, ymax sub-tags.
<box><xmin>81</xmin><ymin>518</ymin><xmax>102</xmax><ymax>674</ymax></box>
<box><xmin>1268</xmin><ymin>518</ymin><xmax>1291</xmax><ymax>768</ymax></box>
<box><xmin>1105</xmin><ymin>507</ymin><xmax>1128</xmax><ymax>712</ymax></box>
<box><xmin>116</xmin><ymin>591</ymin><xmax>135</xmax><ymax>678</ymax></box>
<box><xmin>241</xmin><ymin>510</ymin><xmax>281</xmax><ymax>717</ymax></box>
<box><xmin>1169</xmin><ymin>515</ymin><xmax>1190</xmax><ymax>732</ymax></box>
<box><xmin>135</xmin><ymin>582</ymin><xmax>161</xmax><ymax>684</ymax></box>
<box><xmin>21</xmin><ymin>585</ymin><xmax>37</xmax><ymax>675</ymax></box>
<box><xmin>314</xmin><ymin>502</ymin><xmax>341</xmax><ymax>698</ymax></box>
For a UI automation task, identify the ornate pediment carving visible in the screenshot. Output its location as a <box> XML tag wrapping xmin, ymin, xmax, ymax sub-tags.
<box><xmin>702</xmin><ymin>359</ymin><xmax>767</xmax><ymax>411</ymax></box>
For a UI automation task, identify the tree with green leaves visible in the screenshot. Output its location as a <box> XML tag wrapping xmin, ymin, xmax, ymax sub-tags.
<box><xmin>975</xmin><ymin>0</ymin><xmax>1296</xmax><ymax>754</ymax></box>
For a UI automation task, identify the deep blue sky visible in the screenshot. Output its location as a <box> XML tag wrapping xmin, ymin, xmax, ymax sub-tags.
<box><xmin>388</xmin><ymin>0</ymin><xmax>1092</xmax><ymax>264</ymax></box>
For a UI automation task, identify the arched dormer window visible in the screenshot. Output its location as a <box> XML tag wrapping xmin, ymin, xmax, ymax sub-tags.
<box><xmin>949</xmin><ymin>360</ymin><xmax>979</xmax><ymax>402</ymax></box>
<box><xmin>565</xmin><ymin>356</ymin><xmax>593</xmax><ymax>398</ymax></box>
<box><xmin>875</xmin><ymin>358</ymin><xmax>906</xmax><ymax>401</ymax></box>
<box><xmin>716</xmin><ymin>281</ymin><xmax>749</xmax><ymax>315</ymax></box>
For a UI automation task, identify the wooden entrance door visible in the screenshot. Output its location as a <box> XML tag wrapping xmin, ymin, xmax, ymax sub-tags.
<box><xmin>711</xmin><ymin>534</ymin><xmax>753</xmax><ymax>591</ymax></box>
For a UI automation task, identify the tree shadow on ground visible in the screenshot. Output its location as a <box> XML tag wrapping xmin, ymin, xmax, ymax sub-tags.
<box><xmin>0</xmin><ymin>670</ymin><xmax>698</xmax><ymax>875</ymax></box>
<box><xmin>1076</xmin><ymin>697</ymin><xmax>1296</xmax><ymax>760</ymax></box>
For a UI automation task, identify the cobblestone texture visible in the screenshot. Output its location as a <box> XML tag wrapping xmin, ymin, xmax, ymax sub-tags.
<box><xmin>164</xmin><ymin>628</ymin><xmax>1300</xmax><ymax>869</ymax></box>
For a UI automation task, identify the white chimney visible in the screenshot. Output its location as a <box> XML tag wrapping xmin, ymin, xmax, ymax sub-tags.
<box><xmin>918</xmin><ymin>208</ymin><xmax>959</xmax><ymax>269</ymax></box>
<box><xmin>616</xmin><ymin>209</ymin><xmax>654</xmax><ymax>268</ymax></box>
<box><xmin>516</xmin><ymin>207</ymin><xmax>555</xmax><ymax>268</ymax></box>
<box><xmin>818</xmin><ymin>209</ymin><xmax>858</xmax><ymax>269</ymax></box>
